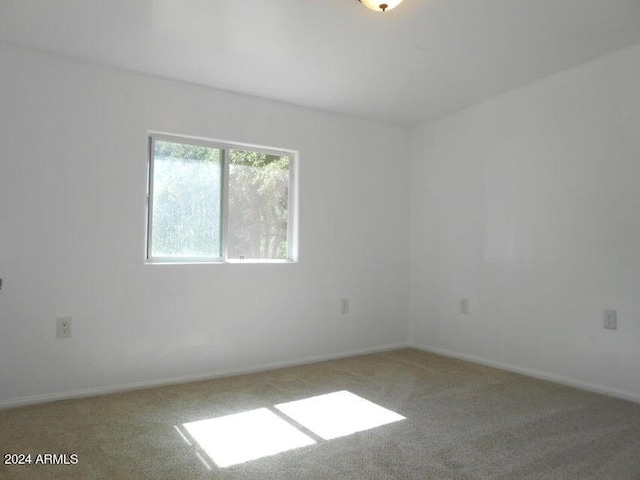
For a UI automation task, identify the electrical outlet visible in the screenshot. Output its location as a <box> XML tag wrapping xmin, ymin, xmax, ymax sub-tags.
<box><xmin>57</xmin><ymin>317</ymin><xmax>72</xmax><ymax>338</ymax></box>
<box><xmin>603</xmin><ymin>309</ymin><xmax>617</xmax><ymax>330</ymax></box>
<box><xmin>341</xmin><ymin>298</ymin><xmax>349</xmax><ymax>315</ymax></box>
<box><xmin>460</xmin><ymin>298</ymin><xmax>469</xmax><ymax>314</ymax></box>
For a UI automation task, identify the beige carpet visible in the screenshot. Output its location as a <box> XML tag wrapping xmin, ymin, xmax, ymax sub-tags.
<box><xmin>1</xmin><ymin>349</ymin><xmax>640</xmax><ymax>480</ymax></box>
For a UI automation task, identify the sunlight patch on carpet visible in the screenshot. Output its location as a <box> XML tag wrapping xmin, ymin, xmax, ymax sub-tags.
<box><xmin>183</xmin><ymin>408</ymin><xmax>315</xmax><ymax>468</ymax></box>
<box><xmin>181</xmin><ymin>391</ymin><xmax>405</xmax><ymax>468</ymax></box>
<box><xmin>275</xmin><ymin>390</ymin><xmax>405</xmax><ymax>440</ymax></box>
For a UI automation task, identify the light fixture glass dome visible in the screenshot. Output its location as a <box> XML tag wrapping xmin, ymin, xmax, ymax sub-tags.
<box><xmin>360</xmin><ymin>0</ymin><xmax>404</xmax><ymax>12</ymax></box>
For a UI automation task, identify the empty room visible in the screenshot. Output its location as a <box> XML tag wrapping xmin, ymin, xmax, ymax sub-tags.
<box><xmin>1</xmin><ymin>1</ymin><xmax>640</xmax><ymax>479</ymax></box>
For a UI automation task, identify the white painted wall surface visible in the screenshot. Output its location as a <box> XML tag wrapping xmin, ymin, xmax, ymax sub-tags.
<box><xmin>411</xmin><ymin>44</ymin><xmax>640</xmax><ymax>400</ymax></box>
<box><xmin>0</xmin><ymin>45</ymin><xmax>410</xmax><ymax>406</ymax></box>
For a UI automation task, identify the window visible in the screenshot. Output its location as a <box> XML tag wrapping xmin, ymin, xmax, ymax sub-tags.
<box><xmin>146</xmin><ymin>134</ymin><xmax>296</xmax><ymax>263</ymax></box>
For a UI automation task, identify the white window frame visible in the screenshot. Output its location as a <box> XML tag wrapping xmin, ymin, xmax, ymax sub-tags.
<box><xmin>146</xmin><ymin>132</ymin><xmax>298</xmax><ymax>264</ymax></box>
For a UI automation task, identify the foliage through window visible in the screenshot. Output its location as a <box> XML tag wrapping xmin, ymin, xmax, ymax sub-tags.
<box><xmin>147</xmin><ymin>134</ymin><xmax>295</xmax><ymax>263</ymax></box>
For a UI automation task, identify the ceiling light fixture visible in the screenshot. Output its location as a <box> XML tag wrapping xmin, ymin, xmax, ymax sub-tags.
<box><xmin>359</xmin><ymin>0</ymin><xmax>404</xmax><ymax>12</ymax></box>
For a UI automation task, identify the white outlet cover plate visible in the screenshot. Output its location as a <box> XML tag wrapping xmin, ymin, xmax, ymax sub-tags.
<box><xmin>603</xmin><ymin>309</ymin><xmax>617</xmax><ymax>330</ymax></box>
<box><xmin>460</xmin><ymin>298</ymin><xmax>469</xmax><ymax>314</ymax></box>
<box><xmin>57</xmin><ymin>316</ymin><xmax>72</xmax><ymax>338</ymax></box>
<box><xmin>341</xmin><ymin>299</ymin><xmax>349</xmax><ymax>315</ymax></box>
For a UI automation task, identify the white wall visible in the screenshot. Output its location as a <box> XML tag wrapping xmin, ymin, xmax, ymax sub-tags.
<box><xmin>0</xmin><ymin>44</ymin><xmax>411</xmax><ymax>406</ymax></box>
<box><xmin>4</xmin><ymin>38</ymin><xmax>639</xmax><ymax>408</ymax></box>
<box><xmin>411</xmin><ymin>43</ymin><xmax>640</xmax><ymax>400</ymax></box>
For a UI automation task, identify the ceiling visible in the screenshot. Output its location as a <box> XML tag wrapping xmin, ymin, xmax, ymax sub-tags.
<box><xmin>2</xmin><ymin>0</ymin><xmax>640</xmax><ymax>126</ymax></box>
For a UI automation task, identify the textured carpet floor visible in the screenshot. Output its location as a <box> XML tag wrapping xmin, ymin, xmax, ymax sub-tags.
<box><xmin>1</xmin><ymin>349</ymin><xmax>640</xmax><ymax>480</ymax></box>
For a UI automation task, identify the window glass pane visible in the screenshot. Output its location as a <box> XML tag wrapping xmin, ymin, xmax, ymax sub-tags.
<box><xmin>151</xmin><ymin>140</ymin><xmax>222</xmax><ymax>258</ymax></box>
<box><xmin>228</xmin><ymin>150</ymin><xmax>290</xmax><ymax>260</ymax></box>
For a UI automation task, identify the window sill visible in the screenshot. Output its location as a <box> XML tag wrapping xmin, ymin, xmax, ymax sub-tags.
<box><xmin>145</xmin><ymin>259</ymin><xmax>296</xmax><ymax>265</ymax></box>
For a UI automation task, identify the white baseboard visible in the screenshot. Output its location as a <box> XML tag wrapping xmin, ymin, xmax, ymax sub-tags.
<box><xmin>0</xmin><ymin>342</ymin><xmax>410</xmax><ymax>410</ymax></box>
<box><xmin>411</xmin><ymin>343</ymin><xmax>640</xmax><ymax>404</ymax></box>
